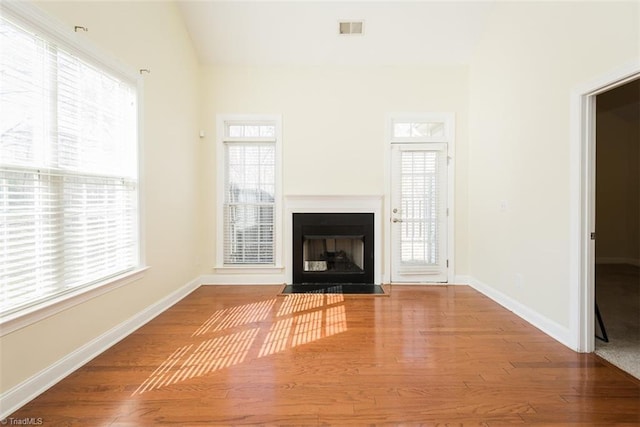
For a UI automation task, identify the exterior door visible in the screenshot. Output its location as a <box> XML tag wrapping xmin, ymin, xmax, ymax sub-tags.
<box><xmin>390</xmin><ymin>143</ymin><xmax>448</xmax><ymax>282</ymax></box>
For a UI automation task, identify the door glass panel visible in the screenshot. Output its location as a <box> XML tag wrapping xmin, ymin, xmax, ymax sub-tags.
<box><xmin>399</xmin><ymin>150</ymin><xmax>440</xmax><ymax>266</ymax></box>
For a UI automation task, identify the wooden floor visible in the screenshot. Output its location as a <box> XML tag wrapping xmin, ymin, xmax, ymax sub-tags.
<box><xmin>9</xmin><ymin>285</ymin><xmax>640</xmax><ymax>425</ymax></box>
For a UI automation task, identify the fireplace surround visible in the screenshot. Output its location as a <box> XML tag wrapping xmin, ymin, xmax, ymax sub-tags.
<box><xmin>292</xmin><ymin>213</ymin><xmax>374</xmax><ymax>284</ymax></box>
<box><xmin>284</xmin><ymin>195</ymin><xmax>383</xmax><ymax>286</ymax></box>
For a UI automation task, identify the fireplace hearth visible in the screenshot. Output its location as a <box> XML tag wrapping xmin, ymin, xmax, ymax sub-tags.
<box><xmin>292</xmin><ymin>213</ymin><xmax>374</xmax><ymax>284</ymax></box>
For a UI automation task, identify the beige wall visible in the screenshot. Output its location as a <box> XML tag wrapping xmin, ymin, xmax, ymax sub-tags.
<box><xmin>468</xmin><ymin>1</ymin><xmax>639</xmax><ymax>328</ymax></box>
<box><xmin>596</xmin><ymin>102</ymin><xmax>640</xmax><ymax>264</ymax></box>
<box><xmin>200</xmin><ymin>65</ymin><xmax>470</xmax><ymax>279</ymax></box>
<box><xmin>0</xmin><ymin>2</ymin><xmax>202</xmax><ymax>393</ymax></box>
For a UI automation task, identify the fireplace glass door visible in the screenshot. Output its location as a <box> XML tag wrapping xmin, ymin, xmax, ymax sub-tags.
<box><xmin>303</xmin><ymin>235</ymin><xmax>365</xmax><ymax>274</ymax></box>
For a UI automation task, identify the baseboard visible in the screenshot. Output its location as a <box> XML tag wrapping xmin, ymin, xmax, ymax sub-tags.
<box><xmin>468</xmin><ymin>276</ymin><xmax>572</xmax><ymax>349</ymax></box>
<box><xmin>453</xmin><ymin>275</ymin><xmax>471</xmax><ymax>285</ymax></box>
<box><xmin>596</xmin><ymin>257</ymin><xmax>640</xmax><ymax>267</ymax></box>
<box><xmin>200</xmin><ymin>273</ymin><xmax>286</xmax><ymax>285</ymax></box>
<box><xmin>199</xmin><ymin>274</ymin><xmax>472</xmax><ymax>286</ymax></box>
<box><xmin>0</xmin><ymin>276</ymin><xmax>201</xmax><ymax>419</ymax></box>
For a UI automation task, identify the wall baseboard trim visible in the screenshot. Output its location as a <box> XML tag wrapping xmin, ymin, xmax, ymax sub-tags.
<box><xmin>0</xmin><ymin>276</ymin><xmax>201</xmax><ymax>419</ymax></box>
<box><xmin>468</xmin><ymin>276</ymin><xmax>573</xmax><ymax>350</ymax></box>
<box><xmin>200</xmin><ymin>273</ymin><xmax>286</xmax><ymax>285</ymax></box>
<box><xmin>453</xmin><ymin>275</ymin><xmax>471</xmax><ymax>285</ymax></box>
<box><xmin>200</xmin><ymin>274</ymin><xmax>473</xmax><ymax>286</ymax></box>
<box><xmin>596</xmin><ymin>257</ymin><xmax>640</xmax><ymax>267</ymax></box>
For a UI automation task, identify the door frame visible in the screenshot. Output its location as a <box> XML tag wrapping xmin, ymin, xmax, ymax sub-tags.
<box><xmin>571</xmin><ymin>62</ymin><xmax>640</xmax><ymax>352</ymax></box>
<box><xmin>384</xmin><ymin>113</ymin><xmax>455</xmax><ymax>284</ymax></box>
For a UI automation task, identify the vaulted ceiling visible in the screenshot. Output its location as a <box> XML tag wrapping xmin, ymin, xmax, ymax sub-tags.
<box><xmin>176</xmin><ymin>1</ymin><xmax>496</xmax><ymax>66</ymax></box>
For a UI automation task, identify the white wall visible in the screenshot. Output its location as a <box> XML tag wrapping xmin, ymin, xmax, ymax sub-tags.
<box><xmin>201</xmin><ymin>65</ymin><xmax>470</xmax><ymax>281</ymax></box>
<box><xmin>468</xmin><ymin>2</ymin><xmax>639</xmax><ymax>335</ymax></box>
<box><xmin>0</xmin><ymin>1</ymin><xmax>202</xmax><ymax>393</ymax></box>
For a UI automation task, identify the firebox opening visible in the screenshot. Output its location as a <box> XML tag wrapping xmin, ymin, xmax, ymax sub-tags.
<box><xmin>292</xmin><ymin>212</ymin><xmax>374</xmax><ymax>285</ymax></box>
<box><xmin>303</xmin><ymin>235</ymin><xmax>365</xmax><ymax>273</ymax></box>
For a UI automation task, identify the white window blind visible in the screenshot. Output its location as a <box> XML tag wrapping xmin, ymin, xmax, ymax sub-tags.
<box><xmin>398</xmin><ymin>149</ymin><xmax>442</xmax><ymax>266</ymax></box>
<box><xmin>222</xmin><ymin>123</ymin><xmax>276</xmax><ymax>265</ymax></box>
<box><xmin>0</xmin><ymin>15</ymin><xmax>139</xmax><ymax>316</ymax></box>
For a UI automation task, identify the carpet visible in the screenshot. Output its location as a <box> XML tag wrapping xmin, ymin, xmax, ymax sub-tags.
<box><xmin>280</xmin><ymin>283</ymin><xmax>387</xmax><ymax>295</ymax></box>
<box><xmin>594</xmin><ymin>264</ymin><xmax>640</xmax><ymax>379</ymax></box>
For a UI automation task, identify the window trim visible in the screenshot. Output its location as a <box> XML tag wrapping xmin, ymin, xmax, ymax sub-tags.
<box><xmin>215</xmin><ymin>114</ymin><xmax>283</xmax><ymax>270</ymax></box>
<box><xmin>0</xmin><ymin>267</ymin><xmax>148</xmax><ymax>336</ymax></box>
<box><xmin>0</xmin><ymin>1</ymin><xmax>146</xmax><ymax>335</ymax></box>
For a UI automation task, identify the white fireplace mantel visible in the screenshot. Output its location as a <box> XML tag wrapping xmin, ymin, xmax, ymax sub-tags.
<box><xmin>284</xmin><ymin>195</ymin><xmax>383</xmax><ymax>284</ymax></box>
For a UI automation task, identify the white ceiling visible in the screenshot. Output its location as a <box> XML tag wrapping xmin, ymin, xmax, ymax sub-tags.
<box><xmin>176</xmin><ymin>1</ymin><xmax>497</xmax><ymax>66</ymax></box>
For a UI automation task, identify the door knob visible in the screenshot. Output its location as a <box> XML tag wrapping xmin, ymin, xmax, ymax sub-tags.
<box><xmin>393</xmin><ymin>218</ymin><xmax>403</xmax><ymax>223</ymax></box>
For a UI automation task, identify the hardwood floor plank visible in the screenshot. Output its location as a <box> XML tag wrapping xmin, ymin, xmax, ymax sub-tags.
<box><xmin>7</xmin><ymin>285</ymin><xmax>640</xmax><ymax>425</ymax></box>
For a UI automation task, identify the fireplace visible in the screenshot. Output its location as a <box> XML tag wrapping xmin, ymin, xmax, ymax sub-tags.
<box><xmin>292</xmin><ymin>213</ymin><xmax>374</xmax><ymax>284</ymax></box>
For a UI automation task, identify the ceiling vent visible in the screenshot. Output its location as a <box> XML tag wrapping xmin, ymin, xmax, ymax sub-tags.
<box><xmin>339</xmin><ymin>21</ymin><xmax>364</xmax><ymax>35</ymax></box>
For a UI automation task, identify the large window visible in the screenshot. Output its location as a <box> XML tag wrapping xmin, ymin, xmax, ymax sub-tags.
<box><xmin>0</xmin><ymin>9</ymin><xmax>140</xmax><ymax>318</ymax></box>
<box><xmin>217</xmin><ymin>117</ymin><xmax>281</xmax><ymax>267</ymax></box>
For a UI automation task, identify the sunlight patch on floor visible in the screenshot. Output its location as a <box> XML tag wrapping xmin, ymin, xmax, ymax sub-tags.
<box><xmin>133</xmin><ymin>329</ymin><xmax>259</xmax><ymax>395</ymax></box>
<box><xmin>133</xmin><ymin>294</ymin><xmax>348</xmax><ymax>396</ymax></box>
<box><xmin>192</xmin><ymin>298</ymin><xmax>276</xmax><ymax>336</ymax></box>
<box><xmin>277</xmin><ymin>294</ymin><xmax>324</xmax><ymax>316</ymax></box>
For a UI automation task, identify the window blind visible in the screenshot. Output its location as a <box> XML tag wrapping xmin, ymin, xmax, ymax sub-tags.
<box><xmin>0</xmin><ymin>15</ymin><xmax>139</xmax><ymax>315</ymax></box>
<box><xmin>399</xmin><ymin>150</ymin><xmax>441</xmax><ymax>265</ymax></box>
<box><xmin>222</xmin><ymin>124</ymin><xmax>276</xmax><ymax>265</ymax></box>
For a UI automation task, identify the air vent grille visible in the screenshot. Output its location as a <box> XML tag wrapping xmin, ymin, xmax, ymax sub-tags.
<box><xmin>339</xmin><ymin>21</ymin><xmax>364</xmax><ymax>35</ymax></box>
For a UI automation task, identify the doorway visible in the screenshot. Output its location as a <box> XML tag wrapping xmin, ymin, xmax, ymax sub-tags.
<box><xmin>594</xmin><ymin>79</ymin><xmax>640</xmax><ymax>378</ymax></box>
<box><xmin>574</xmin><ymin>65</ymin><xmax>639</xmax><ymax>356</ymax></box>
<box><xmin>390</xmin><ymin>143</ymin><xmax>448</xmax><ymax>282</ymax></box>
<box><xmin>387</xmin><ymin>113</ymin><xmax>454</xmax><ymax>284</ymax></box>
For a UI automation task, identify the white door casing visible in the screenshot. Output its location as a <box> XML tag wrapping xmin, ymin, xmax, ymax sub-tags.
<box><xmin>570</xmin><ymin>64</ymin><xmax>640</xmax><ymax>352</ymax></box>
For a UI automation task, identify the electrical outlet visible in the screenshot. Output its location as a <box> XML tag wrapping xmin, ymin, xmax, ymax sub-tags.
<box><xmin>499</xmin><ymin>200</ymin><xmax>508</xmax><ymax>213</ymax></box>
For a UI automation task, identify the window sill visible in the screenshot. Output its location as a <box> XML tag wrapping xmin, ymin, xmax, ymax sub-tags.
<box><xmin>0</xmin><ymin>266</ymin><xmax>149</xmax><ymax>337</ymax></box>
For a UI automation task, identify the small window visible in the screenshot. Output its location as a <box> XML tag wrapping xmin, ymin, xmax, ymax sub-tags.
<box><xmin>226</xmin><ymin>123</ymin><xmax>276</xmax><ymax>139</ymax></box>
<box><xmin>393</xmin><ymin>122</ymin><xmax>445</xmax><ymax>138</ymax></box>
<box><xmin>392</xmin><ymin>120</ymin><xmax>446</xmax><ymax>140</ymax></box>
<box><xmin>217</xmin><ymin>116</ymin><xmax>281</xmax><ymax>267</ymax></box>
